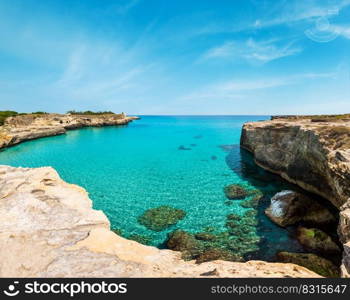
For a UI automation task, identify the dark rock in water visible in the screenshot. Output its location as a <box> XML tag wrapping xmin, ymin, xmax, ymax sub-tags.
<box><xmin>296</xmin><ymin>227</ymin><xmax>341</xmax><ymax>255</ymax></box>
<box><xmin>138</xmin><ymin>206</ymin><xmax>186</xmax><ymax>232</ymax></box>
<box><xmin>226</xmin><ymin>213</ymin><xmax>241</xmax><ymax>221</ymax></box>
<box><xmin>128</xmin><ymin>234</ymin><xmax>152</xmax><ymax>245</ymax></box>
<box><xmin>196</xmin><ymin>248</ymin><xmax>243</xmax><ymax>264</ymax></box>
<box><xmin>193</xmin><ymin>135</ymin><xmax>203</xmax><ymax>139</ymax></box>
<box><xmin>167</xmin><ymin>230</ymin><xmax>203</xmax><ymax>260</ymax></box>
<box><xmin>195</xmin><ymin>232</ymin><xmax>217</xmax><ymax>241</ymax></box>
<box><xmin>190</xmin><ymin>144</ymin><xmax>197</xmax><ymax>147</ymax></box>
<box><xmin>111</xmin><ymin>228</ymin><xmax>123</xmax><ymax>236</ymax></box>
<box><xmin>240</xmin><ymin>191</ymin><xmax>263</xmax><ymax>208</ymax></box>
<box><xmin>224</xmin><ymin>200</ymin><xmax>233</xmax><ymax>206</ymax></box>
<box><xmin>277</xmin><ymin>252</ymin><xmax>340</xmax><ymax>277</ymax></box>
<box><xmin>244</xmin><ymin>209</ymin><xmax>258</xmax><ymax>218</ymax></box>
<box><xmin>265</xmin><ymin>190</ymin><xmax>336</xmax><ymax>227</ymax></box>
<box><xmin>200</xmin><ymin>268</ymin><xmax>219</xmax><ymax>276</ymax></box>
<box><xmin>211</xmin><ymin>155</ymin><xmax>217</xmax><ymax>160</ymax></box>
<box><xmin>224</xmin><ymin>184</ymin><xmax>249</xmax><ymax>200</ymax></box>
<box><xmin>219</xmin><ymin>144</ymin><xmax>236</xmax><ymax>152</ymax></box>
<box><xmin>178</xmin><ymin>145</ymin><xmax>191</xmax><ymax>150</ymax></box>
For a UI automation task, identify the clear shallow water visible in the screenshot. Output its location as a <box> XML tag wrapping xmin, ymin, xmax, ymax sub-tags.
<box><xmin>0</xmin><ymin>116</ymin><xmax>303</xmax><ymax>260</ymax></box>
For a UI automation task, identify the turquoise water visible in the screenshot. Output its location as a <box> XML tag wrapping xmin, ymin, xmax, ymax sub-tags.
<box><xmin>0</xmin><ymin>116</ymin><xmax>303</xmax><ymax>260</ymax></box>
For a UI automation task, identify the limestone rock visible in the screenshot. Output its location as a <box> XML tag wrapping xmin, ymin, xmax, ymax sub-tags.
<box><xmin>265</xmin><ymin>190</ymin><xmax>335</xmax><ymax>227</ymax></box>
<box><xmin>277</xmin><ymin>252</ymin><xmax>340</xmax><ymax>278</ymax></box>
<box><xmin>0</xmin><ymin>165</ymin><xmax>320</xmax><ymax>277</ymax></box>
<box><xmin>241</xmin><ymin>118</ymin><xmax>350</xmax><ymax>209</ymax></box>
<box><xmin>297</xmin><ymin>227</ymin><xmax>341</xmax><ymax>255</ymax></box>
<box><xmin>0</xmin><ymin>113</ymin><xmax>136</xmax><ymax>149</ymax></box>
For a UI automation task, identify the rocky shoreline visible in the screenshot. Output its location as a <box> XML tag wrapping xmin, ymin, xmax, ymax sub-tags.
<box><xmin>241</xmin><ymin>115</ymin><xmax>350</xmax><ymax>277</ymax></box>
<box><xmin>0</xmin><ymin>113</ymin><xmax>349</xmax><ymax>277</ymax></box>
<box><xmin>0</xmin><ymin>165</ymin><xmax>318</xmax><ymax>277</ymax></box>
<box><xmin>0</xmin><ymin>113</ymin><xmax>139</xmax><ymax>149</ymax></box>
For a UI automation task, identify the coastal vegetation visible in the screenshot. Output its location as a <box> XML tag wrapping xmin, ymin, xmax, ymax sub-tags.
<box><xmin>0</xmin><ymin>111</ymin><xmax>19</xmax><ymax>125</ymax></box>
<box><xmin>67</xmin><ymin>110</ymin><xmax>116</xmax><ymax>115</ymax></box>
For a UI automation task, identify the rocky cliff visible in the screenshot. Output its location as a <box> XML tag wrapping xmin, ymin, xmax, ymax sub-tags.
<box><xmin>0</xmin><ymin>165</ymin><xmax>318</xmax><ymax>277</ymax></box>
<box><xmin>0</xmin><ymin>113</ymin><xmax>138</xmax><ymax>149</ymax></box>
<box><xmin>240</xmin><ymin>116</ymin><xmax>350</xmax><ymax>277</ymax></box>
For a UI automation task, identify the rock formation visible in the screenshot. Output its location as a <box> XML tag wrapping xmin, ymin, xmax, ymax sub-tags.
<box><xmin>0</xmin><ymin>165</ymin><xmax>319</xmax><ymax>277</ymax></box>
<box><xmin>0</xmin><ymin>113</ymin><xmax>138</xmax><ymax>149</ymax></box>
<box><xmin>241</xmin><ymin>116</ymin><xmax>350</xmax><ymax>277</ymax></box>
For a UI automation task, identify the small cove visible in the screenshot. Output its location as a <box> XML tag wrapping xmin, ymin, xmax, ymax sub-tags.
<box><xmin>0</xmin><ymin>116</ymin><xmax>307</xmax><ymax>261</ymax></box>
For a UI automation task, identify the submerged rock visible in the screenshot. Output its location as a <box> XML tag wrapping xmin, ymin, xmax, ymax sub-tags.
<box><xmin>111</xmin><ymin>228</ymin><xmax>123</xmax><ymax>236</ymax></box>
<box><xmin>167</xmin><ymin>230</ymin><xmax>203</xmax><ymax>260</ymax></box>
<box><xmin>178</xmin><ymin>145</ymin><xmax>191</xmax><ymax>150</ymax></box>
<box><xmin>277</xmin><ymin>252</ymin><xmax>340</xmax><ymax>278</ymax></box>
<box><xmin>195</xmin><ymin>232</ymin><xmax>217</xmax><ymax>241</ymax></box>
<box><xmin>297</xmin><ymin>227</ymin><xmax>341</xmax><ymax>255</ymax></box>
<box><xmin>240</xmin><ymin>192</ymin><xmax>263</xmax><ymax>208</ymax></box>
<box><xmin>224</xmin><ymin>184</ymin><xmax>249</xmax><ymax>200</ymax></box>
<box><xmin>196</xmin><ymin>248</ymin><xmax>243</xmax><ymax>264</ymax></box>
<box><xmin>265</xmin><ymin>190</ymin><xmax>335</xmax><ymax>227</ymax></box>
<box><xmin>138</xmin><ymin>206</ymin><xmax>186</xmax><ymax>232</ymax></box>
<box><xmin>128</xmin><ymin>234</ymin><xmax>152</xmax><ymax>245</ymax></box>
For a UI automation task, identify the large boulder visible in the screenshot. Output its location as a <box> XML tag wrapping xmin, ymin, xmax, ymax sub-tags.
<box><xmin>297</xmin><ymin>227</ymin><xmax>341</xmax><ymax>255</ymax></box>
<box><xmin>277</xmin><ymin>252</ymin><xmax>340</xmax><ymax>278</ymax></box>
<box><xmin>265</xmin><ymin>190</ymin><xmax>335</xmax><ymax>227</ymax></box>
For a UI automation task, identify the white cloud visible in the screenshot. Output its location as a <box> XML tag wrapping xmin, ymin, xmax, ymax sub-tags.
<box><xmin>202</xmin><ymin>38</ymin><xmax>302</xmax><ymax>64</ymax></box>
<box><xmin>179</xmin><ymin>71</ymin><xmax>336</xmax><ymax>102</ymax></box>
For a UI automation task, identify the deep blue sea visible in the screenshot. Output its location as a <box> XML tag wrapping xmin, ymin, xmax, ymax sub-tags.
<box><xmin>0</xmin><ymin>116</ymin><xmax>303</xmax><ymax>260</ymax></box>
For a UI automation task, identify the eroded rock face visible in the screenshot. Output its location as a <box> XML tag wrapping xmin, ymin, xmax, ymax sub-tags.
<box><xmin>0</xmin><ymin>113</ymin><xmax>137</xmax><ymax>149</ymax></box>
<box><xmin>241</xmin><ymin>119</ymin><xmax>350</xmax><ymax>208</ymax></box>
<box><xmin>265</xmin><ymin>190</ymin><xmax>335</xmax><ymax>227</ymax></box>
<box><xmin>0</xmin><ymin>165</ymin><xmax>320</xmax><ymax>277</ymax></box>
<box><xmin>241</xmin><ymin>118</ymin><xmax>350</xmax><ymax>277</ymax></box>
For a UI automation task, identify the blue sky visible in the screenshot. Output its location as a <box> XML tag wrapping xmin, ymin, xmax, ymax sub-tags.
<box><xmin>0</xmin><ymin>0</ymin><xmax>350</xmax><ymax>115</ymax></box>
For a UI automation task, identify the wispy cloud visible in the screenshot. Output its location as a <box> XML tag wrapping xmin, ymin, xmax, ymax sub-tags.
<box><xmin>202</xmin><ymin>38</ymin><xmax>302</xmax><ymax>64</ymax></box>
<box><xmin>179</xmin><ymin>71</ymin><xmax>337</xmax><ymax>102</ymax></box>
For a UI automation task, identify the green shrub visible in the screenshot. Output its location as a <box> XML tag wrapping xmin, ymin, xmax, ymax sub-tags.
<box><xmin>67</xmin><ymin>110</ymin><xmax>115</xmax><ymax>115</ymax></box>
<box><xmin>0</xmin><ymin>111</ymin><xmax>18</xmax><ymax>125</ymax></box>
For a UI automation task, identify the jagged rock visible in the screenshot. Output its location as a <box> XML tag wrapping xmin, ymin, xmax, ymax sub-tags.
<box><xmin>341</xmin><ymin>242</ymin><xmax>350</xmax><ymax>277</ymax></box>
<box><xmin>138</xmin><ymin>206</ymin><xmax>186</xmax><ymax>232</ymax></box>
<box><xmin>297</xmin><ymin>227</ymin><xmax>341</xmax><ymax>255</ymax></box>
<box><xmin>196</xmin><ymin>248</ymin><xmax>243</xmax><ymax>264</ymax></box>
<box><xmin>241</xmin><ymin>118</ymin><xmax>350</xmax><ymax>209</ymax></box>
<box><xmin>277</xmin><ymin>252</ymin><xmax>340</xmax><ymax>278</ymax></box>
<box><xmin>265</xmin><ymin>190</ymin><xmax>335</xmax><ymax>227</ymax></box>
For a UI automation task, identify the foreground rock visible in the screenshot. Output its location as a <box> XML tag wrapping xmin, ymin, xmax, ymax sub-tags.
<box><xmin>277</xmin><ymin>252</ymin><xmax>339</xmax><ymax>278</ymax></box>
<box><xmin>265</xmin><ymin>190</ymin><xmax>335</xmax><ymax>227</ymax></box>
<box><xmin>0</xmin><ymin>113</ymin><xmax>137</xmax><ymax>149</ymax></box>
<box><xmin>297</xmin><ymin>227</ymin><xmax>341</xmax><ymax>255</ymax></box>
<box><xmin>0</xmin><ymin>165</ymin><xmax>320</xmax><ymax>277</ymax></box>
